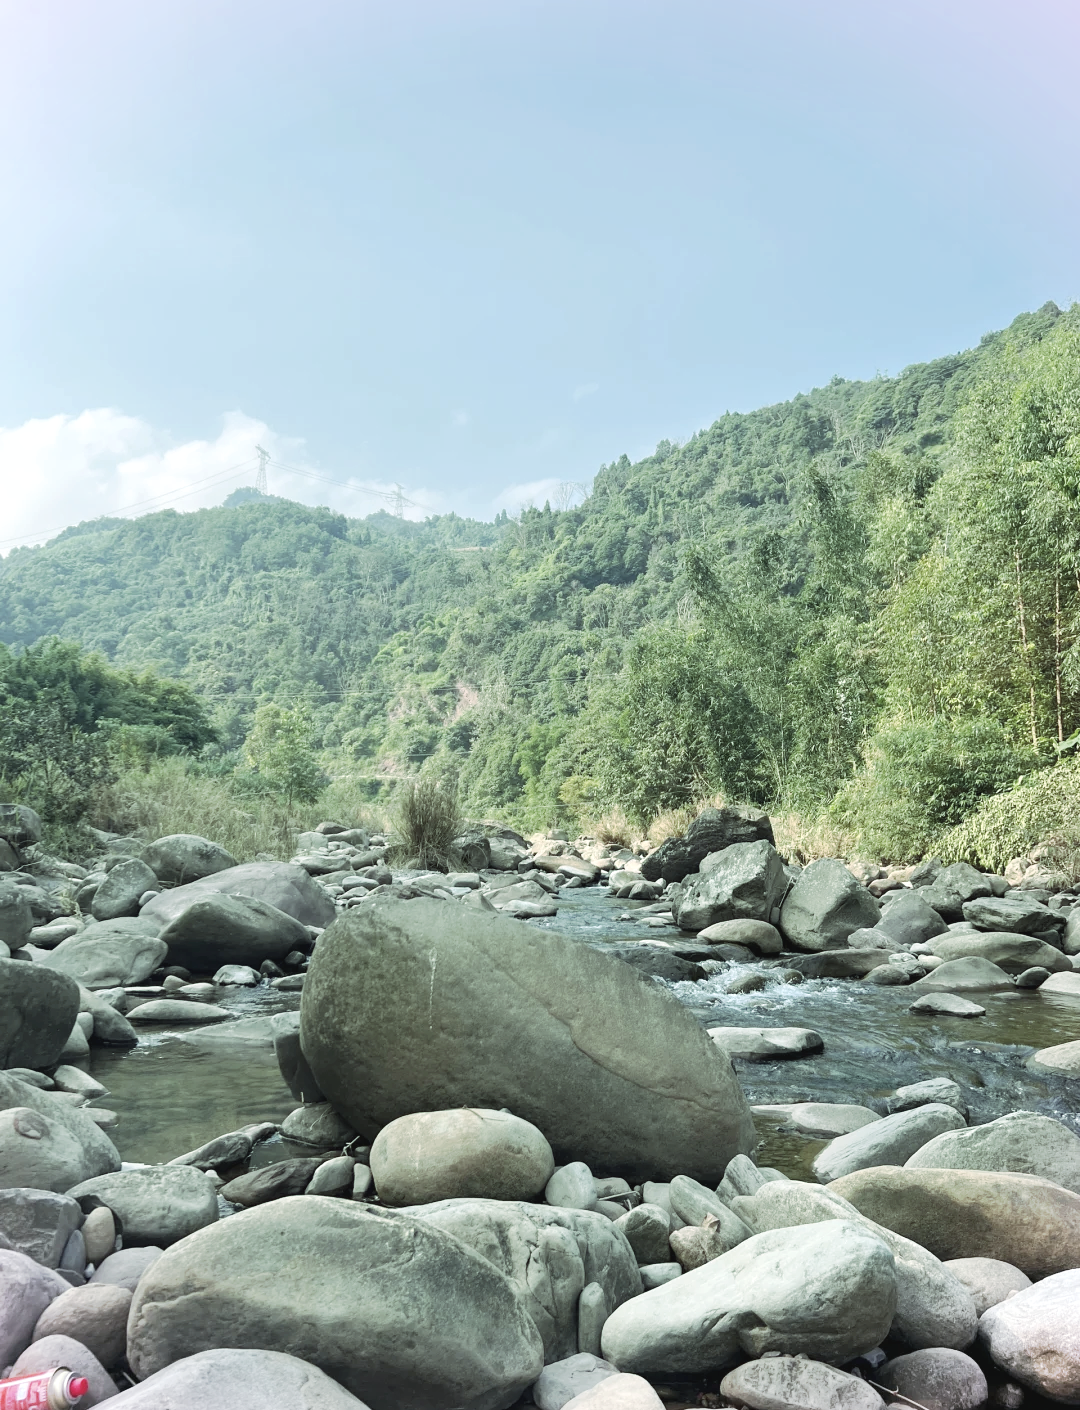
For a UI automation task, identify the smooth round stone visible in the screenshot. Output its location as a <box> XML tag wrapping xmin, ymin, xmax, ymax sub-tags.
<box><xmin>533</xmin><ymin>1353</ymin><xmax>617</xmax><ymax>1410</ymax></box>
<box><xmin>32</xmin><ymin>1282</ymin><xmax>132</xmax><ymax>1368</ymax></box>
<box><xmin>979</xmin><ymin>1270</ymin><xmax>1080</xmax><ymax>1403</ymax></box>
<box><xmin>720</xmin><ymin>1355</ymin><xmax>885</xmax><ymax>1410</ymax></box>
<box><xmin>752</xmin><ymin>1103</ymin><xmax>881</xmax><ymax>1138</ymax></box>
<box><xmin>212</xmin><ymin>965</ymin><xmax>259</xmax><ymax>985</ymax></box>
<box><xmin>1015</xmin><ymin>966</ymin><xmax>1051</xmax><ymax>988</ymax></box>
<box><xmin>707</xmin><ymin>1026</ymin><xmax>824</xmax><ymax>1059</ymax></box>
<box><xmin>125</xmin><ymin>1000</ymin><xmax>232</xmax><ymax>1023</ymax></box>
<box><xmin>909</xmin><ymin>992</ymin><xmax>986</xmax><ymax>1017</ymax></box>
<box><xmin>639</xmin><ymin>1262</ymin><xmax>682</xmax><ymax>1290</ymax></box>
<box><xmin>68</xmin><ymin>1165</ymin><xmax>219</xmax><ymax>1246</ymax></box>
<box><xmin>696</xmin><ymin>919</ymin><xmax>782</xmax><ymax>954</ymax></box>
<box><xmin>890</xmin><ymin>1078</ymin><xmax>967</xmax><ymax>1115</ymax></box>
<box><xmin>1029</xmin><ymin>1038</ymin><xmax>1080</xmax><ymax>1075</ymax></box>
<box><xmin>943</xmin><ymin>1257</ymin><xmax>1031</xmax><ymax>1316</ymax></box>
<box><xmin>545</xmin><ymin>1161</ymin><xmax>597</xmax><ymax>1211</ymax></box>
<box><xmin>879</xmin><ymin>1348</ymin><xmax>987</xmax><ymax>1410</ymax></box>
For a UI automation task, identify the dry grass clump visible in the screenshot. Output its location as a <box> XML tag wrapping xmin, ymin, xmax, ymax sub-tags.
<box><xmin>591</xmin><ymin>807</ymin><xmax>635</xmax><ymax>849</ymax></box>
<box><xmin>390</xmin><ymin>775</ymin><xmax>462</xmax><ymax>871</ymax></box>
<box><xmin>94</xmin><ymin>758</ymin><xmax>385</xmax><ymax>861</ymax></box>
<box><xmin>647</xmin><ymin>792</ymin><xmax>728</xmax><ymax>847</ymax></box>
<box><xmin>771</xmin><ymin>810</ymin><xmax>857</xmax><ymax>866</ymax></box>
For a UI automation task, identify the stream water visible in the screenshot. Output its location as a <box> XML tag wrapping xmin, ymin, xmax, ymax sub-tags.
<box><xmin>88</xmin><ymin>888</ymin><xmax>1080</xmax><ymax>1176</ymax></box>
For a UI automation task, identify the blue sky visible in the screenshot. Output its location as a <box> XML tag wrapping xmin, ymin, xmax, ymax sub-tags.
<box><xmin>1</xmin><ymin>0</ymin><xmax>1078</xmax><ymax>543</ymax></box>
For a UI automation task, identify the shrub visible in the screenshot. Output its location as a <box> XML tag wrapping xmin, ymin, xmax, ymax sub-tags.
<box><xmin>936</xmin><ymin>757</ymin><xmax>1080</xmax><ymax>875</ymax></box>
<box><xmin>391</xmin><ymin>775</ymin><xmax>462</xmax><ymax>871</ymax></box>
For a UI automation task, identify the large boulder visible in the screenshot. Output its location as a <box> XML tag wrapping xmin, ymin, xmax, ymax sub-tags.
<box><xmin>0</xmin><ymin>1104</ymin><xmax>114</xmax><ymax>1193</ymax></box>
<box><xmin>0</xmin><ymin>1249</ymin><xmax>67</xmax><ymax>1370</ymax></box>
<box><xmin>141</xmin><ymin>863</ymin><xmax>335</xmax><ymax>930</ymax></box>
<box><xmin>157</xmin><ymin>894</ymin><xmax>311</xmax><ymax>971</ymax></box>
<box><xmin>300</xmin><ymin>899</ymin><xmax>756</xmax><ymax>1183</ymax></box>
<box><xmin>38</xmin><ymin>918</ymin><xmax>167</xmax><ymax>989</ymax></box>
<box><xmin>91</xmin><ymin>858</ymin><xmax>159</xmax><ymax>921</ymax></box>
<box><xmin>672</xmin><ymin>841</ymin><xmax>788</xmax><ymax>932</ymax></box>
<box><xmin>877</xmin><ymin>889</ymin><xmax>948</xmax><ymax>947</ymax></box>
<box><xmin>107</xmin><ymin>1348</ymin><xmax>371</xmax><ymax>1407</ymax></box>
<box><xmin>909</xmin><ymin>958</ymin><xmax>1014</xmax><ymax>992</ymax></box>
<box><xmin>600</xmin><ymin>1220</ymin><xmax>897</xmax><ymax>1373</ymax></box>
<box><xmin>778</xmin><ymin>859</ymin><xmax>880</xmax><ymax>952</ymax></box>
<box><xmin>405</xmin><ymin>1198</ymin><xmax>642</xmax><ymax>1363</ymax></box>
<box><xmin>830</xmin><ymin>1166</ymin><xmax>1080</xmax><ymax>1277</ymax></box>
<box><xmin>0</xmin><ymin>877</ymin><xmax>33</xmax><ymax>950</ymax></box>
<box><xmin>879</xmin><ymin>1349</ymin><xmax>987</xmax><ymax>1410</ymax></box>
<box><xmin>812</xmin><ymin>1104</ymin><xmax>966</xmax><ymax>1183</ymax></box>
<box><xmin>143</xmin><ymin>835</ymin><xmax>238</xmax><ymax>886</ymax></box>
<box><xmin>928</xmin><ymin>931</ymin><xmax>1072</xmax><ymax>973</ymax></box>
<box><xmin>962</xmin><ymin>894</ymin><xmax>1055</xmax><ymax>935</ymax></box>
<box><xmin>0</xmin><ymin>804</ymin><xmax>42</xmax><ymax>849</ymax></box>
<box><xmin>0</xmin><ymin>1187</ymin><xmax>82</xmax><ymax>1266</ymax></box>
<box><xmin>0</xmin><ymin>1072</ymin><xmax>119</xmax><ymax>1185</ymax></box>
<box><xmin>32</xmin><ymin>1282</ymin><xmax>132</xmax><ymax>1368</ymax></box>
<box><xmin>0</xmin><ymin>958</ymin><xmax>80</xmax><ymax>1069</ymax></box>
<box><xmin>944</xmin><ymin>1257</ymin><xmax>1031</xmax><ymax>1316</ymax></box>
<box><xmin>920</xmin><ymin>863</ymin><xmax>992</xmax><ymax>921</ymax></box>
<box><xmin>979</xmin><ymin>1269</ymin><xmax>1080</xmax><ymax>1404</ymax></box>
<box><xmin>67</xmin><ymin>1166</ymin><xmax>219</xmax><ymax>1245</ymax></box>
<box><xmin>640</xmin><ymin>807</ymin><xmax>775</xmax><ymax>885</ymax></box>
<box><xmin>728</xmin><ymin>1179</ymin><xmax>978</xmax><ymax>1352</ymax></box>
<box><xmin>719</xmin><ymin>1357</ymin><xmax>885</xmax><ymax>1410</ymax></box>
<box><xmin>905</xmin><ymin>1110</ymin><xmax>1080</xmax><ymax>1194</ymax></box>
<box><xmin>127</xmin><ymin>1196</ymin><xmax>543</xmax><ymax>1410</ymax></box>
<box><xmin>370</xmin><ymin>1109</ymin><xmax>554</xmax><ymax>1205</ymax></box>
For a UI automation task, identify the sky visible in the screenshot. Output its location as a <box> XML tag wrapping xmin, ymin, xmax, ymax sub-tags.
<box><xmin>1</xmin><ymin>0</ymin><xmax>1078</xmax><ymax>549</ymax></box>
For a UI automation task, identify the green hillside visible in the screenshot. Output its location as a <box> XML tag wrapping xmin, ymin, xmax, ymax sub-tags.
<box><xmin>2</xmin><ymin>300</ymin><xmax>1076</xmax><ymax>850</ymax></box>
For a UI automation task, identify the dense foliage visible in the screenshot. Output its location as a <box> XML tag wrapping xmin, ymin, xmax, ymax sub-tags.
<box><xmin>3</xmin><ymin>301</ymin><xmax>1078</xmax><ymax>861</ymax></box>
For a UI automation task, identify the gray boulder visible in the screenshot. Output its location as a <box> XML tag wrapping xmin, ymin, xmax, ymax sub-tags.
<box><xmin>879</xmin><ymin>1349</ymin><xmax>987</xmax><ymax>1410</ymax></box>
<box><xmin>143</xmin><ymin>834</ymin><xmax>238</xmax><ymax>886</ymax></box>
<box><xmin>0</xmin><ymin>877</ymin><xmax>33</xmax><ymax>949</ymax></box>
<box><xmin>0</xmin><ymin>1105</ymin><xmax>109</xmax><ymax>1193</ymax></box>
<box><xmin>91</xmin><ymin>858</ymin><xmax>158</xmax><ymax>921</ymax></box>
<box><xmin>600</xmin><ymin>1220</ymin><xmax>896</xmax><ymax>1373</ymax></box>
<box><xmin>0</xmin><ymin>957</ymin><xmax>80</xmax><ymax>1069</ymax></box>
<box><xmin>929</xmin><ymin>930</ymin><xmax>1071</xmax><ymax>972</ymax></box>
<box><xmin>127</xmin><ymin>1196</ymin><xmax>543</xmax><ymax>1410</ymax></box>
<box><xmin>90</xmin><ymin>1245</ymin><xmax>163</xmax><ymax>1291</ymax></box>
<box><xmin>613</xmin><ymin>1205</ymin><xmax>670</xmax><ymax>1265</ymax></box>
<box><xmin>0</xmin><ymin>1071</ymin><xmax>119</xmax><ymax>1180</ymax></box>
<box><xmin>695</xmin><ymin>919</ymin><xmax>782</xmax><ymax>954</ymax></box>
<box><xmin>300</xmin><ymin>899</ymin><xmax>756</xmax><ymax>1183</ymax></box>
<box><xmin>877</xmin><ymin>889</ymin><xmax>948</xmax><ymax>946</ymax></box>
<box><xmin>728</xmin><ymin>1179</ymin><xmax>978</xmax><ymax>1352</ymax></box>
<box><xmin>141</xmin><ymin>862</ymin><xmax>335</xmax><ymax>931</ymax></box>
<box><xmin>890</xmin><ymin>1078</ymin><xmax>967</xmax><ymax>1115</ymax></box>
<box><xmin>640</xmin><ymin>807</ymin><xmax>775</xmax><ymax>884</ymax></box>
<box><xmin>719</xmin><ymin>1357</ymin><xmax>885</xmax><ymax>1410</ymax></box>
<box><xmin>905</xmin><ymin>1109</ymin><xmax>1080</xmax><ymax>1194</ymax></box>
<box><xmin>158</xmin><ymin>893</ymin><xmax>310</xmax><ymax>971</ymax></box>
<box><xmin>67</xmin><ymin>1165</ymin><xmax>219</xmax><ymax>1245</ymax></box>
<box><xmin>125</xmin><ymin>999</ymin><xmax>232</xmax><ymax>1023</ymax></box>
<box><xmin>910</xmin><ymin>958</ymin><xmax>1014</xmax><ymax>992</ymax></box>
<box><xmin>280</xmin><ymin>1102</ymin><xmax>355</xmax><ymax>1147</ymax></box>
<box><xmin>921</xmin><ymin>863</ymin><xmax>992</xmax><ymax>921</ymax></box>
<box><xmin>778</xmin><ymin>859</ymin><xmax>880</xmax><ymax>952</ymax></box>
<box><xmin>673</xmin><ymin>841</ymin><xmax>788</xmax><ymax>933</ymax></box>
<box><xmin>9</xmin><ymin>1333</ymin><xmax>118</xmax><ymax>1407</ymax></box>
<box><xmin>0</xmin><ymin>1187</ymin><xmax>81</xmax><ymax>1266</ymax></box>
<box><xmin>271</xmin><ymin>1012</ymin><xmax>324</xmax><ymax>1102</ymax></box>
<box><xmin>0</xmin><ymin>1248</ymin><xmax>67</xmax><ymax>1369</ymax></box>
<box><xmin>404</xmin><ymin>1197</ymin><xmax>641</xmax><ymax>1364</ymax></box>
<box><xmin>78</xmin><ymin>986</ymin><xmax>138</xmax><ymax>1046</ymax></box>
<box><xmin>944</xmin><ymin>1258</ymin><xmax>1031</xmax><ymax>1316</ymax></box>
<box><xmin>370</xmin><ymin>1109</ymin><xmax>554</xmax><ymax>1205</ymax></box>
<box><xmin>963</xmin><ymin>894</ymin><xmax>1055</xmax><ymax>934</ymax></box>
<box><xmin>534</xmin><ymin>1354</ymin><xmax>617</xmax><ymax>1410</ymax></box>
<box><xmin>813</xmin><ymin>1104</ymin><xmax>966</xmax><ymax>1183</ymax></box>
<box><xmin>32</xmin><ymin>1281</ymin><xmax>132</xmax><ymax>1369</ymax></box>
<box><xmin>909</xmin><ymin>993</ymin><xmax>987</xmax><ymax>1017</ymax></box>
<box><xmin>0</xmin><ymin>803</ymin><xmax>42</xmax><ymax>849</ymax></box>
<box><xmin>39</xmin><ymin>918</ymin><xmax>167</xmax><ymax>989</ymax></box>
<box><xmin>104</xmin><ymin>1348</ymin><xmax>372</xmax><ymax>1408</ymax></box>
<box><xmin>979</xmin><ymin>1270</ymin><xmax>1080</xmax><ymax>1404</ymax></box>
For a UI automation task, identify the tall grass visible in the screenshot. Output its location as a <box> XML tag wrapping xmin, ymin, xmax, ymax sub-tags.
<box><xmin>93</xmin><ymin>758</ymin><xmax>385</xmax><ymax>862</ymax></box>
<box><xmin>390</xmin><ymin>775</ymin><xmax>461</xmax><ymax>871</ymax></box>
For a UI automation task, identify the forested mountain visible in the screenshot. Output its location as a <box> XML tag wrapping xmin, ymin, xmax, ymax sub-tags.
<box><xmin>2</xmin><ymin>301</ymin><xmax>1076</xmax><ymax>852</ymax></box>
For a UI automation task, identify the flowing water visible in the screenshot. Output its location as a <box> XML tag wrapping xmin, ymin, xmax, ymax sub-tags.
<box><xmin>88</xmin><ymin>888</ymin><xmax>1080</xmax><ymax>1173</ymax></box>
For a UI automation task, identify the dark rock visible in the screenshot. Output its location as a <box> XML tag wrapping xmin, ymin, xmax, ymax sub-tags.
<box><xmin>141</xmin><ymin>862</ymin><xmax>336</xmax><ymax>931</ymax></box>
<box><xmin>640</xmin><ymin>807</ymin><xmax>775</xmax><ymax>884</ymax></box>
<box><xmin>157</xmin><ymin>893</ymin><xmax>310</xmax><ymax>971</ymax></box>
<box><xmin>589</xmin><ymin>944</ymin><xmax>705</xmax><ymax>983</ymax></box>
<box><xmin>0</xmin><ymin>958</ymin><xmax>80</xmax><ymax>1069</ymax></box>
<box><xmin>778</xmin><ymin>859</ymin><xmax>881</xmax><ymax>952</ymax></box>
<box><xmin>921</xmin><ymin>864</ymin><xmax>992</xmax><ymax>921</ymax></box>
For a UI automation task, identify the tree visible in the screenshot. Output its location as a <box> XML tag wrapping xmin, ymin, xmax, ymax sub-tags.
<box><xmin>0</xmin><ymin>701</ymin><xmax>116</xmax><ymax>825</ymax></box>
<box><xmin>243</xmin><ymin>703</ymin><xmax>326</xmax><ymax>807</ymax></box>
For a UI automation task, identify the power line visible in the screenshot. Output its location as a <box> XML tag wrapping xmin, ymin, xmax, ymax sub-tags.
<box><xmin>268</xmin><ymin>459</ymin><xmax>425</xmax><ymax>511</ymax></box>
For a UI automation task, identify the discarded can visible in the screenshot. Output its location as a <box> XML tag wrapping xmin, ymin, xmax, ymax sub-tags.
<box><xmin>0</xmin><ymin>1369</ymin><xmax>90</xmax><ymax>1408</ymax></box>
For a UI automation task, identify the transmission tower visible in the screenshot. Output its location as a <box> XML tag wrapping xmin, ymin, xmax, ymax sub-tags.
<box><xmin>392</xmin><ymin>483</ymin><xmax>405</xmax><ymax>518</ymax></box>
<box><xmin>255</xmin><ymin>446</ymin><xmax>269</xmax><ymax>496</ymax></box>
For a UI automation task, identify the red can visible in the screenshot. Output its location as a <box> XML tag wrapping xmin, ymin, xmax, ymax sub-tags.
<box><xmin>0</xmin><ymin>1369</ymin><xmax>90</xmax><ymax>1409</ymax></box>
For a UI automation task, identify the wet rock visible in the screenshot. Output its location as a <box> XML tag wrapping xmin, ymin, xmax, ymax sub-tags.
<box><xmin>104</xmin><ymin>1347</ymin><xmax>371</xmax><ymax>1408</ymax></box>
<box><xmin>640</xmin><ymin>807</ymin><xmax>775</xmax><ymax>884</ymax></box>
<box><xmin>921</xmin><ymin>864</ymin><xmax>993</xmax><ymax>921</ymax></box>
<box><xmin>591</xmin><ymin>944</ymin><xmax>704</xmax><ymax>983</ymax></box>
<box><xmin>830</xmin><ymin>1167</ymin><xmax>1080</xmax><ymax>1277</ymax></box>
<box><xmin>673</xmin><ymin>841</ymin><xmax>788</xmax><ymax>932</ymax></box>
<box><xmin>370</xmin><ymin>1108</ymin><xmax>554</xmax><ymax>1205</ymax></box>
<box><xmin>220</xmin><ymin>1158</ymin><xmax>325</xmax><ymax>1207</ymax></box>
<box><xmin>905</xmin><ymin>1109</ymin><xmax>1080</xmax><ymax>1194</ymax></box>
<box><xmin>979</xmin><ymin>1270</ymin><xmax>1080</xmax><ymax>1404</ymax></box>
<box><xmin>90</xmin><ymin>1245</ymin><xmax>163</xmax><ymax>1291</ymax></box>
<box><xmin>0</xmin><ymin>1188</ymin><xmax>81</xmax><ymax>1266</ymax></box>
<box><xmin>143</xmin><ymin>834</ymin><xmax>238</xmax><ymax>886</ymax></box>
<box><xmin>127</xmin><ymin>1196</ymin><xmax>544</xmax><ymax>1410</ymax></box>
<box><xmin>91</xmin><ymin>857</ymin><xmax>158</xmax><ymax>921</ymax></box>
<box><xmin>301</xmin><ymin>898</ymin><xmax>756</xmax><ymax>1183</ymax></box>
<box><xmin>600</xmin><ymin>1220</ymin><xmax>897</xmax><ymax>1373</ymax></box>
<box><xmin>1040</xmin><ymin>970</ymin><xmax>1080</xmax><ymax>996</ymax></box>
<box><xmin>79</xmin><ymin>987</ymin><xmax>138</xmax><ymax>1046</ymax></box>
<box><xmin>864</xmin><ymin>963</ymin><xmax>913</xmax><ymax>985</ymax></box>
<box><xmin>141</xmin><ymin>861</ymin><xmax>336</xmax><ymax>931</ymax></box>
<box><xmin>789</xmin><ymin>949</ymin><xmax>894</xmax><ymax>979</ymax></box>
<box><xmin>910</xmin><ymin>957</ymin><xmax>1013</xmax><ymax>992</ymax></box>
<box><xmin>719</xmin><ymin>1355</ymin><xmax>886</xmax><ymax>1410</ymax></box>
<box><xmin>1029</xmin><ymin>1037</ymin><xmax>1080</xmax><ymax>1075</ymax></box>
<box><xmin>879</xmin><ymin>1348</ymin><xmax>986</xmax><ymax>1410</ymax></box>
<box><xmin>944</xmin><ymin>1258</ymin><xmax>1031</xmax><ymax>1316</ymax></box>
<box><xmin>534</xmin><ymin>1353</ymin><xmax>617</xmax><ymax>1410</ymax></box>
<box><xmin>0</xmin><ymin>1248</ymin><xmax>67</xmax><ymax>1368</ymax></box>
<box><xmin>963</xmin><ymin>894</ymin><xmax>1056</xmax><ymax>935</ymax></box>
<box><xmin>405</xmin><ymin>1197</ymin><xmax>641</xmax><ymax>1364</ymax></box>
<box><xmin>32</xmin><ymin>1281</ymin><xmax>132</xmax><ymax>1368</ymax></box>
<box><xmin>909</xmin><ymin>992</ymin><xmax>986</xmax><ymax>1017</ymax></box>
<box><xmin>696</xmin><ymin>919</ymin><xmax>782</xmax><ymax>953</ymax></box>
<box><xmin>68</xmin><ymin>1165</ymin><xmax>219</xmax><ymax>1246</ymax></box>
<box><xmin>753</xmin><ymin>1102</ymin><xmax>881</xmax><ymax>1137</ymax></box>
<box><xmin>707</xmin><ymin>1026</ymin><xmax>823</xmax><ymax>1060</ymax></box>
<box><xmin>281</xmin><ymin>1102</ymin><xmax>355</xmax><ymax>1147</ymax></box>
<box><xmin>0</xmin><ymin>957</ymin><xmax>80</xmax><ymax>1069</ymax></box>
<box><xmin>929</xmin><ymin>931</ymin><xmax>1071</xmax><ymax>973</ymax></box>
<box><xmin>39</xmin><ymin>918</ymin><xmax>167</xmax><ymax>989</ymax></box>
<box><xmin>813</xmin><ymin>1104</ymin><xmax>965</xmax><ymax>1183</ymax></box>
<box><xmin>889</xmin><ymin>1078</ymin><xmax>967</xmax><ymax>1115</ymax></box>
<box><xmin>213</xmin><ymin>963</ymin><xmax>259</xmax><ymax>984</ymax></box>
<box><xmin>126</xmin><ymin>999</ymin><xmax>233</xmax><ymax>1022</ymax></box>
<box><xmin>777</xmin><ymin>858</ymin><xmax>880</xmax><ymax>953</ymax></box>
<box><xmin>159</xmin><ymin>893</ymin><xmax>311</xmax><ymax>971</ymax></box>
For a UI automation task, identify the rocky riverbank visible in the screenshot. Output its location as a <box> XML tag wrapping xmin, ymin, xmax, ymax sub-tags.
<box><xmin>0</xmin><ymin>801</ymin><xmax>1079</xmax><ymax>1408</ymax></box>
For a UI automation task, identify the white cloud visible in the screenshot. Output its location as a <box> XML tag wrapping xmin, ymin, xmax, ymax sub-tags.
<box><xmin>493</xmin><ymin>477</ymin><xmax>589</xmax><ymax>514</ymax></box>
<box><xmin>0</xmin><ymin>408</ymin><xmax>447</xmax><ymax>554</ymax></box>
